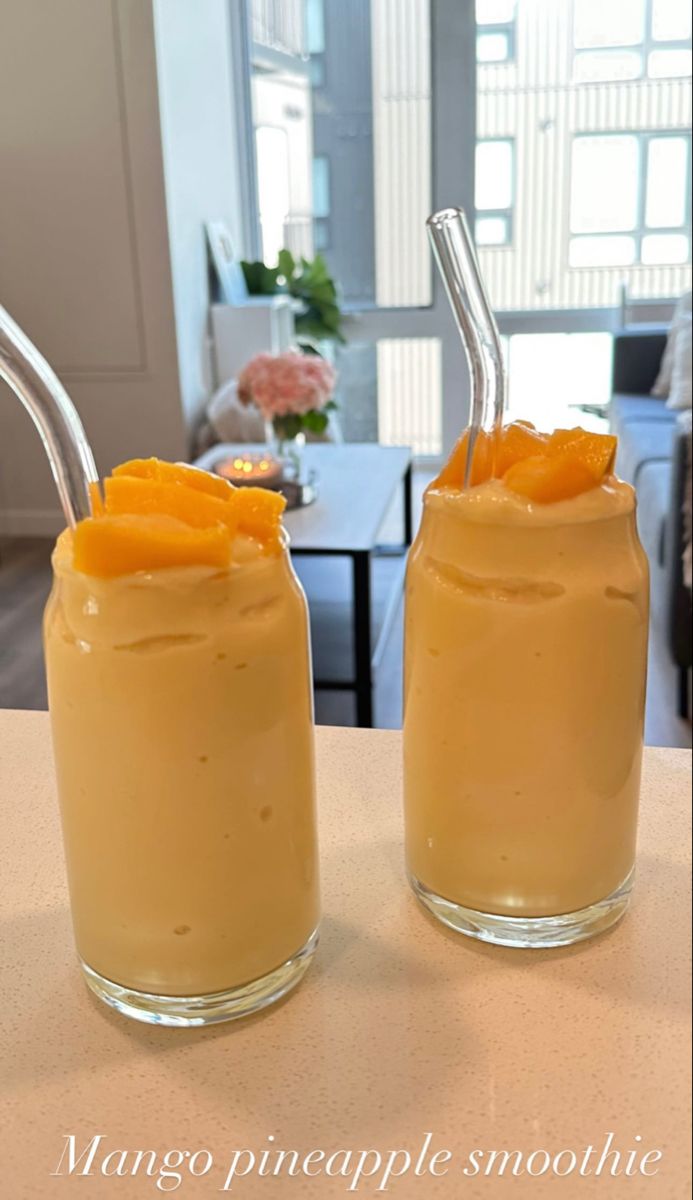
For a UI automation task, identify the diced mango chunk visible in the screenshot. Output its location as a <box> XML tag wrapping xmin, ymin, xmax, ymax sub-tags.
<box><xmin>430</xmin><ymin>429</ymin><xmax>496</xmax><ymax>489</ymax></box>
<box><xmin>73</xmin><ymin>515</ymin><xmax>232</xmax><ymax>578</ymax></box>
<box><xmin>104</xmin><ymin>475</ymin><xmax>239</xmax><ymax>535</ymax></box>
<box><xmin>494</xmin><ymin>422</ymin><xmax>548</xmax><ymax>477</ymax></box>
<box><xmin>503</xmin><ymin>454</ymin><xmax>599</xmax><ymax>503</ymax></box>
<box><xmin>547</xmin><ymin>428</ymin><xmax>617</xmax><ymax>480</ymax></box>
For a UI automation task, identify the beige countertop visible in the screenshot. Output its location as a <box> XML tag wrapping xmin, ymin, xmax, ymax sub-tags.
<box><xmin>1</xmin><ymin>710</ymin><xmax>690</xmax><ymax>1199</ymax></box>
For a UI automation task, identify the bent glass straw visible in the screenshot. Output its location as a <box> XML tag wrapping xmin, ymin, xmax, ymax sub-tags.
<box><xmin>426</xmin><ymin>207</ymin><xmax>506</xmax><ymax>488</ymax></box>
<box><xmin>0</xmin><ymin>305</ymin><xmax>98</xmax><ymax>527</ymax></box>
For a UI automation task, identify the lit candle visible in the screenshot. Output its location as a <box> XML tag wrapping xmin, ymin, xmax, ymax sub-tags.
<box><xmin>215</xmin><ymin>453</ymin><xmax>283</xmax><ymax>489</ymax></box>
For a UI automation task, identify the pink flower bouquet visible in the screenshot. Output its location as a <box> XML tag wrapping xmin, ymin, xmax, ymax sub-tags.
<box><xmin>238</xmin><ymin>351</ymin><xmax>337</xmax><ymax>443</ymax></box>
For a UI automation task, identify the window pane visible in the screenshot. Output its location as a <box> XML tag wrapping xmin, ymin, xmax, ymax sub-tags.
<box><xmin>313</xmin><ymin>218</ymin><xmax>330</xmax><ymax>250</ymax></box>
<box><xmin>641</xmin><ymin>233</ymin><xmax>690</xmax><ymax>264</ymax></box>
<box><xmin>573</xmin><ymin>49</ymin><xmax>642</xmax><ymax>82</ymax></box>
<box><xmin>251</xmin><ymin>0</ymin><xmax>306</xmax><ymax>56</ymax></box>
<box><xmin>570</xmin><ymin>136</ymin><xmax>639</xmax><ymax>233</ymax></box>
<box><xmin>476</xmin><ymin>216</ymin><xmax>510</xmax><ymax>245</ymax></box>
<box><xmin>476</xmin><ymin>0</ymin><xmax>516</xmax><ymax>24</ymax></box>
<box><xmin>371</xmin><ymin>0</ymin><xmax>432</xmax><ymax>306</ymax></box>
<box><xmin>255</xmin><ymin>127</ymin><xmax>290</xmax><ymax>264</ymax></box>
<box><xmin>569</xmin><ymin>236</ymin><xmax>637</xmax><ymax>267</ymax></box>
<box><xmin>306</xmin><ymin>0</ymin><xmax>325</xmax><ymax>54</ymax></box>
<box><xmin>477</xmin><ymin>31</ymin><xmax>510</xmax><ymax>62</ymax></box>
<box><xmin>377</xmin><ymin>339</ymin><xmax>442</xmax><ymax>456</ymax></box>
<box><xmin>646</xmin><ymin>138</ymin><xmax>688</xmax><ymax>228</ymax></box>
<box><xmin>652</xmin><ymin>0</ymin><xmax>692</xmax><ymax>42</ymax></box>
<box><xmin>476</xmin><ymin>140</ymin><xmax>513</xmax><ymax>210</ymax></box>
<box><xmin>574</xmin><ymin>0</ymin><xmax>645</xmax><ymax>48</ymax></box>
<box><xmin>312</xmin><ymin>156</ymin><xmax>330</xmax><ymax>218</ymax></box>
<box><xmin>648</xmin><ymin>48</ymin><xmax>693</xmax><ymax>77</ymax></box>
<box><xmin>507</xmin><ymin>334</ymin><xmax>613</xmax><ymax>429</ymax></box>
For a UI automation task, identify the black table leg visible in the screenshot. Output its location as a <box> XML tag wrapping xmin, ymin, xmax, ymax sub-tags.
<box><xmin>352</xmin><ymin>551</ymin><xmax>373</xmax><ymax>727</ymax></box>
<box><xmin>403</xmin><ymin>463</ymin><xmax>413</xmax><ymax>547</ymax></box>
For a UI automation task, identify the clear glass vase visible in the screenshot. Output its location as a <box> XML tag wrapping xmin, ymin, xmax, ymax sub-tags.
<box><xmin>266</xmin><ymin>418</ymin><xmax>306</xmax><ymax>481</ymax></box>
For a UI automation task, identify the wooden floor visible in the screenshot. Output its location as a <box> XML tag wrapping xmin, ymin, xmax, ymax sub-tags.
<box><xmin>1</xmin><ymin>471</ymin><xmax>690</xmax><ymax>748</ymax></box>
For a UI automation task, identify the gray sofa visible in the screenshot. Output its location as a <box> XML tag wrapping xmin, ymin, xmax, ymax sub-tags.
<box><xmin>610</xmin><ymin>330</ymin><xmax>691</xmax><ymax>717</ymax></box>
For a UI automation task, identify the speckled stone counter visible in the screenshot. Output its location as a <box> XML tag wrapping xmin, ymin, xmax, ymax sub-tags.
<box><xmin>1</xmin><ymin>710</ymin><xmax>690</xmax><ymax>1198</ymax></box>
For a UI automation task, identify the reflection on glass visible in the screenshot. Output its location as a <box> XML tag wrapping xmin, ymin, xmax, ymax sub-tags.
<box><xmin>569</xmin><ymin>235</ymin><xmax>637</xmax><ymax>267</ymax></box>
<box><xmin>573</xmin><ymin>49</ymin><xmax>642</xmax><ymax>81</ymax></box>
<box><xmin>648</xmin><ymin>48</ymin><xmax>693</xmax><ymax>78</ymax></box>
<box><xmin>641</xmin><ymin>233</ymin><xmax>690</xmax><ymax>265</ymax></box>
<box><xmin>652</xmin><ymin>0</ymin><xmax>692</xmax><ymax>42</ymax></box>
<box><xmin>646</xmin><ymin>138</ymin><xmax>689</xmax><ymax>228</ymax></box>
<box><xmin>573</xmin><ymin>0</ymin><xmax>645</xmax><ymax>48</ymax></box>
<box><xmin>570</xmin><ymin>136</ymin><xmax>639</xmax><ymax>233</ymax></box>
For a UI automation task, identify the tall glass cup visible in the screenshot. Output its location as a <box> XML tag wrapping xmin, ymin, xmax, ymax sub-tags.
<box><xmin>45</xmin><ymin>523</ymin><xmax>320</xmax><ymax>1025</ymax></box>
<box><xmin>403</xmin><ymin>478</ymin><xmax>649</xmax><ymax>947</ymax></box>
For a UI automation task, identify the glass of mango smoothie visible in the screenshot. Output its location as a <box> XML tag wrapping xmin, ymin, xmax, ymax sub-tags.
<box><xmin>404</xmin><ymin>423</ymin><xmax>649</xmax><ymax>947</ymax></box>
<box><xmin>44</xmin><ymin>459</ymin><xmax>320</xmax><ymax>1024</ymax></box>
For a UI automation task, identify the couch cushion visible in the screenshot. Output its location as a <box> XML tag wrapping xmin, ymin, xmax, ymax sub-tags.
<box><xmin>634</xmin><ymin>459</ymin><xmax>672</xmax><ymax>571</ymax></box>
<box><xmin>616</xmin><ymin>419</ymin><xmax>677</xmax><ymax>486</ymax></box>
<box><xmin>610</xmin><ymin>392</ymin><xmax>675</xmax><ymax>440</ymax></box>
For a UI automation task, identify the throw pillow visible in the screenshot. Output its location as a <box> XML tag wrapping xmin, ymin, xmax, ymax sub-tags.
<box><xmin>652</xmin><ymin>291</ymin><xmax>692</xmax><ymax>398</ymax></box>
<box><xmin>667</xmin><ymin>314</ymin><xmax>693</xmax><ymax>411</ymax></box>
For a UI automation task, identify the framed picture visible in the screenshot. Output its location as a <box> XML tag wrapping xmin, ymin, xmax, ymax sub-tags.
<box><xmin>205</xmin><ymin>221</ymin><xmax>248</xmax><ymax>305</ymax></box>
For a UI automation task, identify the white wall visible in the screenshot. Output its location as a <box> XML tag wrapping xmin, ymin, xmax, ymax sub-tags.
<box><xmin>0</xmin><ymin>0</ymin><xmax>188</xmax><ymax>536</ymax></box>
<box><xmin>0</xmin><ymin>0</ymin><xmax>247</xmax><ymax>536</ymax></box>
<box><xmin>154</xmin><ymin>0</ymin><xmax>247</xmax><ymax>426</ymax></box>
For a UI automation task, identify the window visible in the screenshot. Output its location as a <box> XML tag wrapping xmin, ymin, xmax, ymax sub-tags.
<box><xmin>475</xmin><ymin>139</ymin><xmax>514</xmax><ymax>246</ymax></box>
<box><xmin>255</xmin><ymin>126</ymin><xmax>290</xmax><ymax>264</ymax></box>
<box><xmin>574</xmin><ymin>0</ymin><xmax>645</xmax><ymax>50</ymax></box>
<box><xmin>312</xmin><ymin>155</ymin><xmax>330</xmax><ymax>249</ymax></box>
<box><xmin>569</xmin><ymin>133</ymin><xmax>691</xmax><ymax>267</ymax></box>
<box><xmin>573</xmin><ymin>0</ymin><xmax>691</xmax><ymax>80</ymax></box>
<box><xmin>652</xmin><ymin>0</ymin><xmax>692</xmax><ymax>42</ymax></box>
<box><xmin>476</xmin><ymin>0</ymin><xmax>516</xmax><ymax>64</ymax></box>
<box><xmin>306</xmin><ymin>0</ymin><xmax>326</xmax><ymax>87</ymax></box>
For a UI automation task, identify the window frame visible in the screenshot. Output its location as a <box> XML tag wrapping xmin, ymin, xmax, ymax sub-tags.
<box><xmin>572</xmin><ymin>0</ymin><xmax>692</xmax><ymax>82</ymax></box>
<box><xmin>568</xmin><ymin>129</ymin><xmax>692</xmax><ymax>268</ymax></box>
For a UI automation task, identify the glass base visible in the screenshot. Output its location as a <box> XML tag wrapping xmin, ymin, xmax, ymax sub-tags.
<box><xmin>409</xmin><ymin>872</ymin><xmax>633</xmax><ymax>948</ymax></box>
<box><xmin>81</xmin><ymin>927</ymin><xmax>319</xmax><ymax>1027</ymax></box>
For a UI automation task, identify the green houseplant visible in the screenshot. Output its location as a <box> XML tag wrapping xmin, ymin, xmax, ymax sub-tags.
<box><xmin>240</xmin><ymin>250</ymin><xmax>346</xmax><ymax>348</ymax></box>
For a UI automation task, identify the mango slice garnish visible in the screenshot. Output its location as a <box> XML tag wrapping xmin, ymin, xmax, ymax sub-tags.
<box><xmin>73</xmin><ymin>459</ymin><xmax>287</xmax><ymax>577</ymax></box>
<box><xmin>430</xmin><ymin>421</ymin><xmax>617</xmax><ymax>504</ymax></box>
<box><xmin>104</xmin><ymin>475</ymin><xmax>240</xmax><ymax>535</ymax></box>
<box><xmin>73</xmin><ymin>515</ymin><xmax>233</xmax><ymax>578</ymax></box>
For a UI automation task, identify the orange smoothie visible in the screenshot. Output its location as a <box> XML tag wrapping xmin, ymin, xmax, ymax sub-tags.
<box><xmin>44</xmin><ymin>460</ymin><xmax>319</xmax><ymax>1019</ymax></box>
<box><xmin>404</xmin><ymin>425</ymin><xmax>649</xmax><ymax>944</ymax></box>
